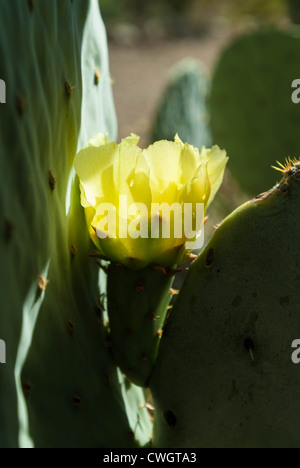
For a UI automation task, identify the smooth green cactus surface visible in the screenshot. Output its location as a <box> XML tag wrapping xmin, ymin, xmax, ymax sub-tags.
<box><xmin>151</xmin><ymin>58</ymin><xmax>212</xmax><ymax>149</ymax></box>
<box><xmin>107</xmin><ymin>263</ymin><xmax>174</xmax><ymax>387</ymax></box>
<box><xmin>211</xmin><ymin>28</ymin><xmax>300</xmax><ymax>195</ymax></box>
<box><xmin>0</xmin><ymin>0</ymin><xmax>151</xmax><ymax>448</ymax></box>
<box><xmin>151</xmin><ymin>163</ymin><xmax>300</xmax><ymax>448</ymax></box>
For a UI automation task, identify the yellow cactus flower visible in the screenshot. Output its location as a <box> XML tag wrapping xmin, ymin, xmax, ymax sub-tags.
<box><xmin>74</xmin><ymin>133</ymin><xmax>228</xmax><ymax>269</ymax></box>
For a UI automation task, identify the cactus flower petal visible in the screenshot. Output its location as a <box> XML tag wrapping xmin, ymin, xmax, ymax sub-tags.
<box><xmin>203</xmin><ymin>145</ymin><xmax>229</xmax><ymax>207</ymax></box>
<box><xmin>74</xmin><ymin>134</ymin><xmax>228</xmax><ymax>269</ymax></box>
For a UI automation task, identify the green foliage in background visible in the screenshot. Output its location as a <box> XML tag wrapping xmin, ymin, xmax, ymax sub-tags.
<box><xmin>226</xmin><ymin>0</ymin><xmax>287</xmax><ymax>21</ymax></box>
<box><xmin>100</xmin><ymin>0</ymin><xmax>194</xmax><ymax>21</ymax></box>
<box><xmin>100</xmin><ymin>0</ymin><xmax>288</xmax><ymax>27</ymax></box>
<box><xmin>211</xmin><ymin>28</ymin><xmax>300</xmax><ymax>195</ymax></box>
<box><xmin>288</xmin><ymin>0</ymin><xmax>300</xmax><ymax>23</ymax></box>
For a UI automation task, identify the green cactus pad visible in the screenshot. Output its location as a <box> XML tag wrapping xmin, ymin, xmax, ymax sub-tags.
<box><xmin>151</xmin><ymin>58</ymin><xmax>212</xmax><ymax>149</ymax></box>
<box><xmin>211</xmin><ymin>28</ymin><xmax>300</xmax><ymax>195</ymax></box>
<box><xmin>288</xmin><ymin>0</ymin><xmax>300</xmax><ymax>24</ymax></box>
<box><xmin>107</xmin><ymin>263</ymin><xmax>175</xmax><ymax>387</ymax></box>
<box><xmin>0</xmin><ymin>0</ymin><xmax>151</xmax><ymax>448</ymax></box>
<box><xmin>150</xmin><ymin>162</ymin><xmax>300</xmax><ymax>448</ymax></box>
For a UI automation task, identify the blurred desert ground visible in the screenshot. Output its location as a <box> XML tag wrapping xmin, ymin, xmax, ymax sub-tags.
<box><xmin>101</xmin><ymin>0</ymin><xmax>290</xmax><ymax>147</ymax></box>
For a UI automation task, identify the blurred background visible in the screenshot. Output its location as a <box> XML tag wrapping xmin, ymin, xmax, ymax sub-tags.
<box><xmin>100</xmin><ymin>0</ymin><xmax>300</xmax><ymax>247</ymax></box>
<box><xmin>101</xmin><ymin>0</ymin><xmax>289</xmax><ymax>144</ymax></box>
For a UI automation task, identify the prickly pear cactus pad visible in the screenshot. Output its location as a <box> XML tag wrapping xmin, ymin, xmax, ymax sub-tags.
<box><xmin>288</xmin><ymin>0</ymin><xmax>300</xmax><ymax>23</ymax></box>
<box><xmin>74</xmin><ymin>133</ymin><xmax>228</xmax><ymax>386</ymax></box>
<box><xmin>107</xmin><ymin>263</ymin><xmax>175</xmax><ymax>387</ymax></box>
<box><xmin>210</xmin><ymin>28</ymin><xmax>300</xmax><ymax>195</ymax></box>
<box><xmin>0</xmin><ymin>0</ymin><xmax>152</xmax><ymax>448</ymax></box>
<box><xmin>150</xmin><ymin>161</ymin><xmax>300</xmax><ymax>448</ymax></box>
<box><xmin>151</xmin><ymin>58</ymin><xmax>212</xmax><ymax>149</ymax></box>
